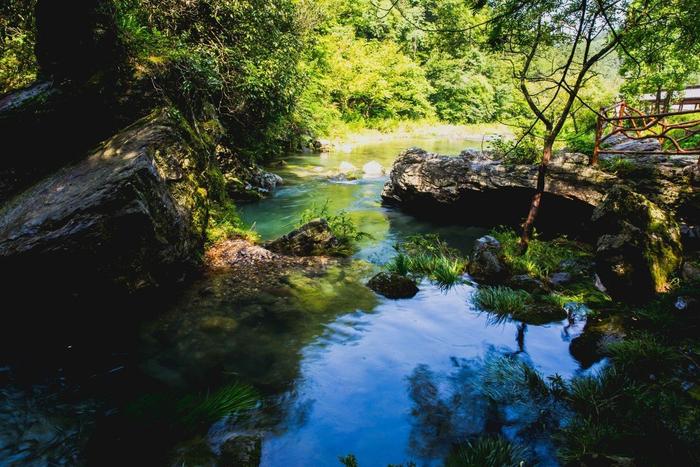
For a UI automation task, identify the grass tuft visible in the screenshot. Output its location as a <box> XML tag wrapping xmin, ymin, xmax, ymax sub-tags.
<box><xmin>386</xmin><ymin>234</ymin><xmax>466</xmax><ymax>288</ymax></box>
<box><xmin>446</xmin><ymin>436</ymin><xmax>528</xmax><ymax>467</ymax></box>
<box><xmin>207</xmin><ymin>201</ymin><xmax>260</xmax><ymax>245</ymax></box>
<box><xmin>473</xmin><ymin>286</ymin><xmax>532</xmax><ymax>315</ymax></box>
<box><xmin>490</xmin><ymin>228</ymin><xmax>590</xmax><ymax>281</ymax></box>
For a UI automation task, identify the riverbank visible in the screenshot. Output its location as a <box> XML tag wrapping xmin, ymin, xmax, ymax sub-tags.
<box><xmin>312</xmin><ymin>120</ymin><xmax>511</xmax><ymax>153</ymax></box>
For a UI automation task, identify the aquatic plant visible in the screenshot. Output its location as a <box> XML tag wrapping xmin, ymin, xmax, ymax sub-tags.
<box><xmin>207</xmin><ymin>201</ymin><xmax>260</xmax><ymax>245</ymax></box>
<box><xmin>386</xmin><ymin>235</ymin><xmax>467</xmax><ymax>288</ymax></box>
<box><xmin>445</xmin><ymin>436</ymin><xmax>528</xmax><ymax>467</ymax></box>
<box><xmin>177</xmin><ymin>382</ymin><xmax>259</xmax><ymax>425</ymax></box>
<box><xmin>490</xmin><ymin>228</ymin><xmax>591</xmax><ymax>281</ymax></box>
<box><xmin>387</xmin><ymin>252</ymin><xmax>411</xmax><ymax>276</ymax></box>
<box><xmin>473</xmin><ymin>286</ymin><xmax>532</xmax><ymax>315</ymax></box>
<box><xmin>338</xmin><ymin>454</ymin><xmax>359</xmax><ymax>467</ymax></box>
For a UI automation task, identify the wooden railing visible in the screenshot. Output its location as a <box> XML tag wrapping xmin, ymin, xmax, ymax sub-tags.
<box><xmin>592</xmin><ymin>102</ymin><xmax>700</xmax><ymax>165</ymax></box>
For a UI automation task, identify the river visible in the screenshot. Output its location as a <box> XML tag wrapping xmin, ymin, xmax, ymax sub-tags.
<box><xmin>0</xmin><ymin>137</ymin><xmax>592</xmax><ymax>466</ymax></box>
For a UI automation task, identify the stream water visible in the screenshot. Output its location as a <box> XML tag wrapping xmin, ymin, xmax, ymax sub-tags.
<box><xmin>0</xmin><ymin>138</ymin><xmax>593</xmax><ymax>466</ymax></box>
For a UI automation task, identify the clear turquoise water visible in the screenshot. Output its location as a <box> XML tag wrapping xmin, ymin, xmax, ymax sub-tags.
<box><xmin>0</xmin><ymin>138</ymin><xmax>591</xmax><ymax>466</ymax></box>
<box><xmin>219</xmin><ymin>139</ymin><xmax>586</xmax><ymax>465</ymax></box>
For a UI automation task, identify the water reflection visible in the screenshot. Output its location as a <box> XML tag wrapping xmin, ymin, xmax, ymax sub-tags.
<box><xmin>1</xmin><ymin>138</ymin><xmax>592</xmax><ymax>465</ymax></box>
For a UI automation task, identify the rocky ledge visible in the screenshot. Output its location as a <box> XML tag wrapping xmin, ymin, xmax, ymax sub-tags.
<box><xmin>381</xmin><ymin>147</ymin><xmax>699</xmax><ymax>236</ymax></box>
<box><xmin>0</xmin><ymin>109</ymin><xmax>209</xmax><ymax>306</ymax></box>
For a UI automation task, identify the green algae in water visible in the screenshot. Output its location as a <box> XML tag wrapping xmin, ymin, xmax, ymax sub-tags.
<box><xmin>286</xmin><ymin>263</ymin><xmax>378</xmax><ymax>314</ymax></box>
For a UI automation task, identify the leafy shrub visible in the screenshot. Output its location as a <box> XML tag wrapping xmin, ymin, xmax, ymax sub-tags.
<box><xmin>207</xmin><ymin>202</ymin><xmax>259</xmax><ymax>245</ymax></box>
<box><xmin>565</xmin><ymin>132</ymin><xmax>596</xmax><ymax>156</ymax></box>
<box><xmin>490</xmin><ymin>135</ymin><xmax>541</xmax><ymax>165</ymax></box>
<box><xmin>299</xmin><ymin>202</ymin><xmax>368</xmax><ymax>243</ymax></box>
<box><xmin>0</xmin><ymin>0</ymin><xmax>38</xmax><ymax>93</ymax></box>
<box><xmin>599</xmin><ymin>157</ymin><xmax>637</xmax><ymax>176</ymax></box>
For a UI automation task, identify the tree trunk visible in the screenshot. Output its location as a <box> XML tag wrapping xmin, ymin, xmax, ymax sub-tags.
<box><xmin>520</xmin><ymin>136</ymin><xmax>554</xmax><ymax>248</ymax></box>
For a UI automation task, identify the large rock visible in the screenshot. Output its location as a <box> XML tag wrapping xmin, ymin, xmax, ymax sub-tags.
<box><xmin>265</xmin><ymin>219</ymin><xmax>341</xmax><ymax>256</ymax></box>
<box><xmin>601</xmin><ymin>134</ymin><xmax>662</xmax><ymax>154</ymax></box>
<box><xmin>0</xmin><ymin>109</ymin><xmax>210</xmax><ymax>300</ymax></box>
<box><xmin>367</xmin><ymin>272</ymin><xmax>419</xmax><ymax>299</ymax></box>
<box><xmin>468</xmin><ymin>235</ymin><xmax>509</xmax><ymax>284</ymax></box>
<box><xmin>382</xmin><ymin>148</ymin><xmax>615</xmax><ymax>234</ymax></box>
<box><xmin>591</xmin><ymin>185</ymin><xmax>682</xmax><ymax>302</ymax></box>
<box><xmin>383</xmin><ymin>148</ymin><xmax>613</xmax><ymax>207</ymax></box>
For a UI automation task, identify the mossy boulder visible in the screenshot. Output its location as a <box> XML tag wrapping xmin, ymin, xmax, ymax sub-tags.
<box><xmin>591</xmin><ymin>185</ymin><xmax>682</xmax><ymax>302</ymax></box>
<box><xmin>0</xmin><ymin>108</ymin><xmax>210</xmax><ymax>302</ymax></box>
<box><xmin>367</xmin><ymin>272</ymin><xmax>419</xmax><ymax>299</ymax></box>
<box><xmin>265</xmin><ymin>219</ymin><xmax>341</xmax><ymax>256</ymax></box>
<box><xmin>468</xmin><ymin>236</ymin><xmax>509</xmax><ymax>284</ymax></box>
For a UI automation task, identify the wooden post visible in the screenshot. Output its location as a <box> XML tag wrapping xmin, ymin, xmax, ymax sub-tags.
<box><xmin>592</xmin><ymin>108</ymin><xmax>604</xmax><ymax>166</ymax></box>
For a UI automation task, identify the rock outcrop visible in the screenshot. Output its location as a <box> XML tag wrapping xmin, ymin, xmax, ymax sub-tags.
<box><xmin>265</xmin><ymin>219</ymin><xmax>341</xmax><ymax>256</ymax></box>
<box><xmin>382</xmin><ymin>148</ymin><xmax>614</xmax><ymax>207</ymax></box>
<box><xmin>468</xmin><ymin>235</ymin><xmax>509</xmax><ymax>284</ymax></box>
<box><xmin>382</xmin><ymin>148</ymin><xmax>615</xmax><ymax>234</ymax></box>
<box><xmin>0</xmin><ymin>109</ymin><xmax>210</xmax><ymax>300</ymax></box>
<box><xmin>382</xmin><ymin>147</ymin><xmax>700</xmax><ymax>238</ymax></box>
<box><xmin>367</xmin><ymin>272</ymin><xmax>419</xmax><ymax>299</ymax></box>
<box><xmin>591</xmin><ymin>185</ymin><xmax>682</xmax><ymax>302</ymax></box>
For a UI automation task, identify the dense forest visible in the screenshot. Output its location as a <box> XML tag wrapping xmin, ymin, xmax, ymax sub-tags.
<box><xmin>6</xmin><ymin>0</ymin><xmax>690</xmax><ymax>157</ymax></box>
<box><xmin>1</xmin><ymin>0</ymin><xmax>700</xmax><ymax>466</ymax></box>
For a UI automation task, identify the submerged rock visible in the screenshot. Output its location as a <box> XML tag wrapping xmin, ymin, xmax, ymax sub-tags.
<box><xmin>362</xmin><ymin>161</ymin><xmax>385</xmax><ymax>177</ymax></box>
<box><xmin>265</xmin><ymin>219</ymin><xmax>341</xmax><ymax>256</ymax></box>
<box><xmin>339</xmin><ymin>161</ymin><xmax>358</xmax><ymax>174</ymax></box>
<box><xmin>367</xmin><ymin>272</ymin><xmax>419</xmax><ymax>299</ymax></box>
<box><xmin>468</xmin><ymin>236</ymin><xmax>509</xmax><ymax>284</ymax></box>
<box><xmin>0</xmin><ymin>109</ymin><xmax>209</xmax><ymax>300</ymax></box>
<box><xmin>591</xmin><ymin>185</ymin><xmax>682</xmax><ymax>302</ymax></box>
<box><xmin>219</xmin><ymin>434</ymin><xmax>262</xmax><ymax>467</ymax></box>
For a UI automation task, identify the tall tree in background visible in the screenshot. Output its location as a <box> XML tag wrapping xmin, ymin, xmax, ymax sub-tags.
<box><xmin>619</xmin><ymin>0</ymin><xmax>700</xmax><ymax>112</ymax></box>
<box><xmin>378</xmin><ymin>0</ymin><xmax>688</xmax><ymax>248</ymax></box>
<box><xmin>485</xmin><ymin>0</ymin><xmax>628</xmax><ymax>246</ymax></box>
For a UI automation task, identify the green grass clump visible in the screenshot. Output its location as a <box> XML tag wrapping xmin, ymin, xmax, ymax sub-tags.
<box><xmin>386</xmin><ymin>235</ymin><xmax>467</xmax><ymax>288</ymax></box>
<box><xmin>473</xmin><ymin>286</ymin><xmax>532</xmax><ymax>315</ymax></box>
<box><xmin>446</xmin><ymin>436</ymin><xmax>528</xmax><ymax>467</ymax></box>
<box><xmin>206</xmin><ymin>201</ymin><xmax>260</xmax><ymax>245</ymax></box>
<box><xmin>491</xmin><ymin>228</ymin><xmax>591</xmax><ymax>281</ymax></box>
<box><xmin>177</xmin><ymin>382</ymin><xmax>259</xmax><ymax>425</ymax></box>
<box><xmin>298</xmin><ymin>201</ymin><xmax>370</xmax><ymax>255</ymax></box>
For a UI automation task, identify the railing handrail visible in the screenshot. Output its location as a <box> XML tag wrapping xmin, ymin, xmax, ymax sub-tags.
<box><xmin>591</xmin><ymin>101</ymin><xmax>700</xmax><ymax>165</ymax></box>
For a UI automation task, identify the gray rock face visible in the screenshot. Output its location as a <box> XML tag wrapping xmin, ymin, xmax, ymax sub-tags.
<box><xmin>265</xmin><ymin>219</ymin><xmax>341</xmax><ymax>256</ymax></box>
<box><xmin>382</xmin><ymin>148</ymin><xmax>615</xmax><ymax>208</ymax></box>
<box><xmin>250</xmin><ymin>170</ymin><xmax>283</xmax><ymax>193</ymax></box>
<box><xmin>549</xmin><ymin>272</ymin><xmax>573</xmax><ymax>287</ymax></box>
<box><xmin>0</xmin><ymin>110</ymin><xmax>209</xmax><ymax>297</ymax></box>
<box><xmin>601</xmin><ymin>134</ymin><xmax>662</xmax><ymax>154</ymax></box>
<box><xmin>367</xmin><ymin>272</ymin><xmax>419</xmax><ymax>299</ymax></box>
<box><xmin>468</xmin><ymin>235</ymin><xmax>509</xmax><ymax>284</ymax></box>
<box><xmin>592</xmin><ymin>185</ymin><xmax>682</xmax><ymax>302</ymax></box>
